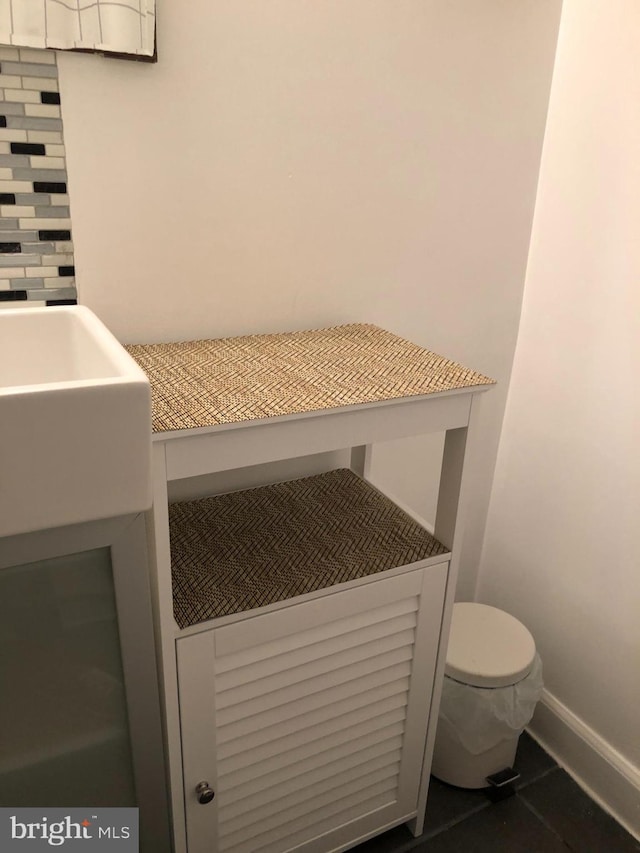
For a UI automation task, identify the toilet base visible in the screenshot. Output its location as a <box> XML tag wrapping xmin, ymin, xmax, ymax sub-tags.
<box><xmin>431</xmin><ymin>718</ymin><xmax>520</xmax><ymax>789</ymax></box>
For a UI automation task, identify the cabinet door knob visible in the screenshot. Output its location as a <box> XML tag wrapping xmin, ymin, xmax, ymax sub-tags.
<box><xmin>195</xmin><ymin>781</ymin><xmax>215</xmax><ymax>804</ymax></box>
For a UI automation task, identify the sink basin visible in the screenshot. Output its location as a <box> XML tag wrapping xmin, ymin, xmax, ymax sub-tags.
<box><xmin>0</xmin><ymin>306</ymin><xmax>152</xmax><ymax>538</ymax></box>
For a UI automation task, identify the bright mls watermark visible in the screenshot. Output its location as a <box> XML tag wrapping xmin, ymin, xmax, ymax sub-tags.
<box><xmin>0</xmin><ymin>809</ymin><xmax>138</xmax><ymax>850</ymax></box>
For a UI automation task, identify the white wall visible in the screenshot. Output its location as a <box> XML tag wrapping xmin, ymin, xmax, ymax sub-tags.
<box><xmin>57</xmin><ymin>0</ymin><xmax>561</xmax><ymax>592</ymax></box>
<box><xmin>477</xmin><ymin>0</ymin><xmax>640</xmax><ymax>835</ymax></box>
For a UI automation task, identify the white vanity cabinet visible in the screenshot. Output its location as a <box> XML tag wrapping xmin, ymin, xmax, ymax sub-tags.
<box><xmin>130</xmin><ymin>324</ymin><xmax>493</xmax><ymax>853</ymax></box>
<box><xmin>177</xmin><ymin>564</ymin><xmax>448</xmax><ymax>853</ymax></box>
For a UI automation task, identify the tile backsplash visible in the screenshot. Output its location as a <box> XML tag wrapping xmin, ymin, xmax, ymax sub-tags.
<box><xmin>0</xmin><ymin>46</ymin><xmax>77</xmax><ymax>308</ymax></box>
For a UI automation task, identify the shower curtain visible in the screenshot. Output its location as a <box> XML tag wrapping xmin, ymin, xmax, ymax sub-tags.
<box><xmin>0</xmin><ymin>0</ymin><xmax>155</xmax><ymax>57</ymax></box>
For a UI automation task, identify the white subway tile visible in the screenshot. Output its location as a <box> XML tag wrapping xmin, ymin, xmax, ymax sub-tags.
<box><xmin>0</xmin><ymin>181</ymin><xmax>32</xmax><ymax>192</ymax></box>
<box><xmin>0</xmin><ymin>268</ymin><xmax>26</xmax><ymax>277</ymax></box>
<box><xmin>43</xmin><ymin>254</ymin><xmax>74</xmax><ymax>266</ymax></box>
<box><xmin>45</xmin><ymin>277</ymin><xmax>66</xmax><ymax>288</ymax></box>
<box><xmin>30</xmin><ymin>157</ymin><xmax>65</xmax><ymax>169</ymax></box>
<box><xmin>20</xmin><ymin>218</ymin><xmax>72</xmax><ymax>229</ymax></box>
<box><xmin>0</xmin><ymin>129</ymin><xmax>28</xmax><ymax>142</ymax></box>
<box><xmin>27</xmin><ymin>130</ymin><xmax>63</xmax><ymax>144</ymax></box>
<box><xmin>0</xmin><ymin>280</ymin><xmax>11</xmax><ymax>290</ymax></box>
<box><xmin>45</xmin><ymin>145</ymin><xmax>66</xmax><ymax>157</ymax></box>
<box><xmin>0</xmin><ymin>169</ymin><xmax>12</xmax><ymax>179</ymax></box>
<box><xmin>4</xmin><ymin>206</ymin><xmax>36</xmax><ymax>217</ymax></box>
<box><xmin>0</xmin><ymin>143</ymin><xmax>9</xmax><ymax>155</ymax></box>
<box><xmin>19</xmin><ymin>49</ymin><xmax>57</xmax><ymax>65</ymax></box>
<box><xmin>0</xmin><ymin>76</ymin><xmax>24</xmax><ymax>89</ymax></box>
<box><xmin>22</xmin><ymin>76</ymin><xmax>59</xmax><ymax>92</ymax></box>
<box><xmin>25</xmin><ymin>104</ymin><xmax>61</xmax><ymax>118</ymax></box>
<box><xmin>49</xmin><ymin>194</ymin><xmax>70</xmax><ymax>205</ymax></box>
<box><xmin>26</xmin><ymin>266</ymin><xmax>58</xmax><ymax>278</ymax></box>
<box><xmin>54</xmin><ymin>241</ymin><xmax>74</xmax><ymax>252</ymax></box>
<box><xmin>4</xmin><ymin>89</ymin><xmax>40</xmax><ymax>104</ymax></box>
<box><xmin>0</xmin><ymin>47</ymin><xmax>20</xmax><ymax>61</ymax></box>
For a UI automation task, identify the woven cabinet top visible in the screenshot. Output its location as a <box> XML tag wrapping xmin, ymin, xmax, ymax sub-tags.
<box><xmin>126</xmin><ymin>323</ymin><xmax>494</xmax><ymax>433</ymax></box>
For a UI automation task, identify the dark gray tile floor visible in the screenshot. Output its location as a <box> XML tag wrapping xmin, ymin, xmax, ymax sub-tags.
<box><xmin>353</xmin><ymin>733</ymin><xmax>640</xmax><ymax>852</ymax></box>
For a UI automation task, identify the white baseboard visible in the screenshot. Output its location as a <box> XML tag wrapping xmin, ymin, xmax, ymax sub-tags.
<box><xmin>528</xmin><ymin>689</ymin><xmax>640</xmax><ymax>841</ymax></box>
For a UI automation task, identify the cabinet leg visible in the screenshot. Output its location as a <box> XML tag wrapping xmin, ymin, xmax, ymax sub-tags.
<box><xmin>407</xmin><ymin>812</ymin><xmax>424</xmax><ymax>838</ymax></box>
<box><xmin>411</xmin><ymin>396</ymin><xmax>482</xmax><ymax>840</ymax></box>
<box><xmin>434</xmin><ymin>425</ymin><xmax>469</xmax><ymax>551</ymax></box>
<box><xmin>350</xmin><ymin>444</ymin><xmax>372</xmax><ymax>479</ymax></box>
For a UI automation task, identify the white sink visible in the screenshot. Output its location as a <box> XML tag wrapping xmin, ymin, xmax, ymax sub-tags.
<box><xmin>0</xmin><ymin>306</ymin><xmax>152</xmax><ymax>538</ymax></box>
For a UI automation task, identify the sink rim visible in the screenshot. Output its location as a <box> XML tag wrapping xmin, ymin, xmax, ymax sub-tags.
<box><xmin>0</xmin><ymin>304</ymin><xmax>149</xmax><ymax>397</ymax></box>
<box><xmin>0</xmin><ymin>304</ymin><xmax>152</xmax><ymax>539</ymax></box>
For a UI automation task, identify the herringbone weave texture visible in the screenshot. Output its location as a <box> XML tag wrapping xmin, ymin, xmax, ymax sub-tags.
<box><xmin>126</xmin><ymin>324</ymin><xmax>493</xmax><ymax>433</ymax></box>
<box><xmin>169</xmin><ymin>469</ymin><xmax>448</xmax><ymax>628</ymax></box>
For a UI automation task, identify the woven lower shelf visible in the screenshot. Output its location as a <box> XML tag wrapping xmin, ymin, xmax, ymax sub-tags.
<box><xmin>169</xmin><ymin>468</ymin><xmax>449</xmax><ymax>629</ymax></box>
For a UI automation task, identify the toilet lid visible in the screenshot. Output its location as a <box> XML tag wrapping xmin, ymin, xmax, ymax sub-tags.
<box><xmin>445</xmin><ymin>602</ymin><xmax>536</xmax><ymax>688</ymax></box>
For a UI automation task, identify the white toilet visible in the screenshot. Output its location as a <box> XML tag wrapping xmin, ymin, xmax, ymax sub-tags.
<box><xmin>431</xmin><ymin>602</ymin><xmax>541</xmax><ymax>789</ymax></box>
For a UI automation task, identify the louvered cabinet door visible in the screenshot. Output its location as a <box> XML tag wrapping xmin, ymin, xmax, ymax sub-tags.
<box><xmin>177</xmin><ymin>563</ymin><xmax>448</xmax><ymax>853</ymax></box>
